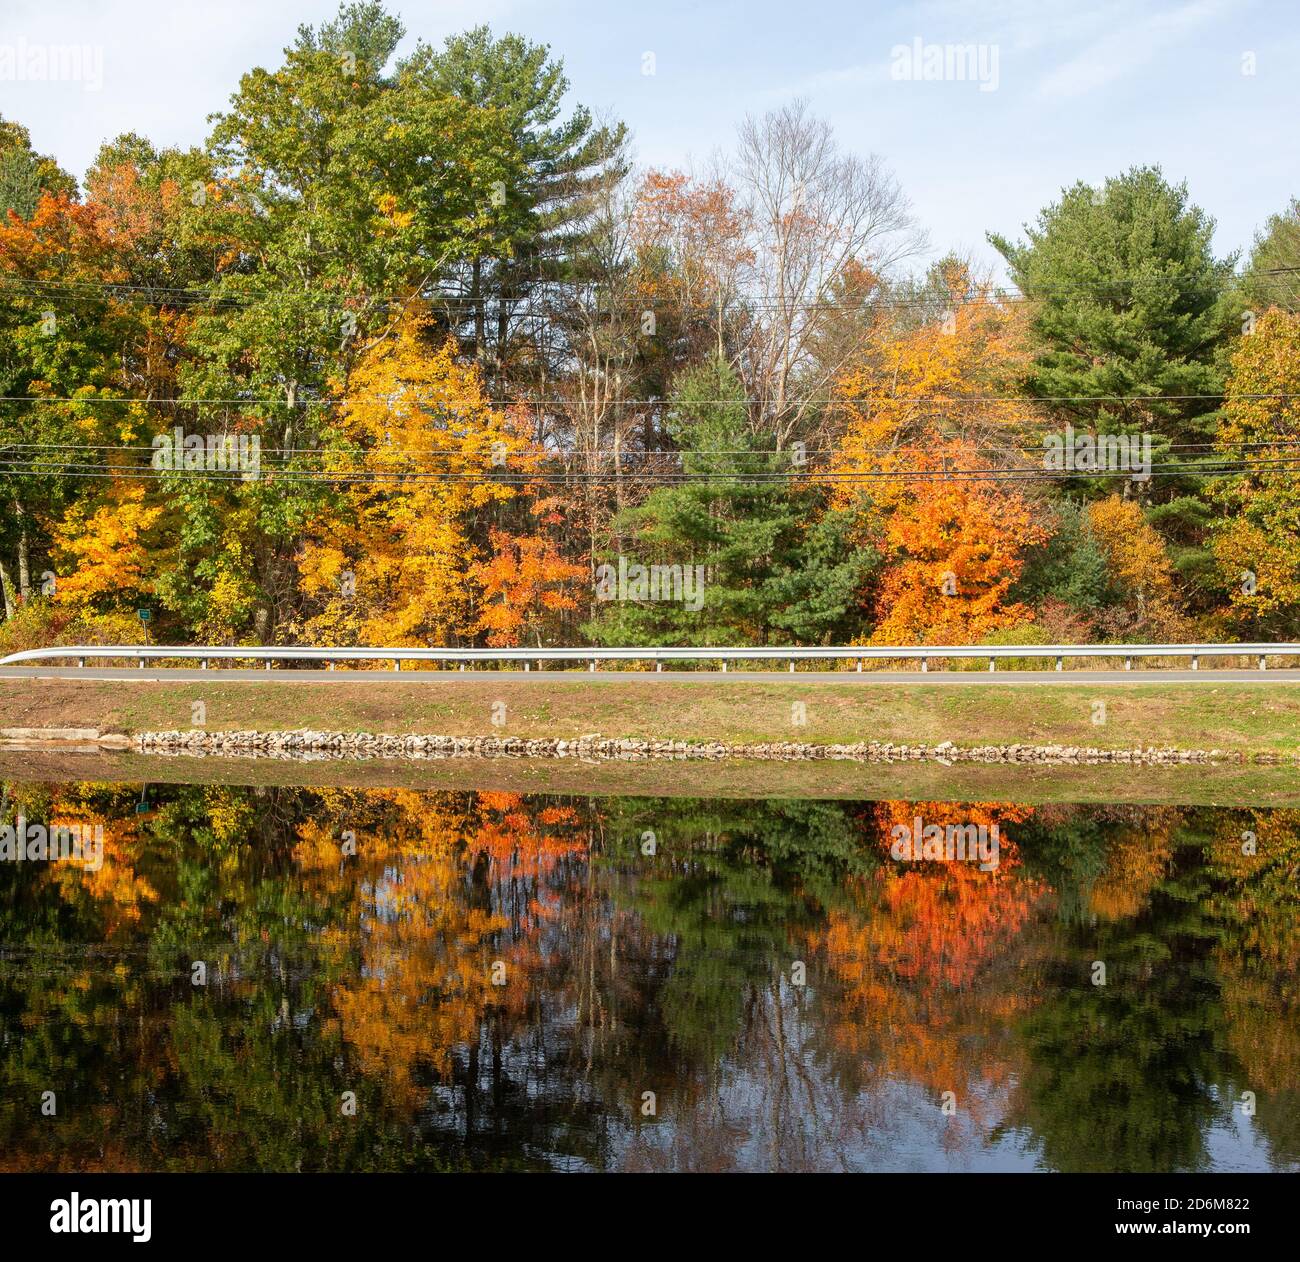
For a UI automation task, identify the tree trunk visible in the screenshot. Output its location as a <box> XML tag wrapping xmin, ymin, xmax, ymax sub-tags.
<box><xmin>14</xmin><ymin>496</ymin><xmax>31</xmax><ymax>600</ymax></box>
<box><xmin>471</xmin><ymin>258</ymin><xmax>485</xmax><ymax>360</ymax></box>
<box><xmin>0</xmin><ymin>556</ymin><xmax>16</xmax><ymax>620</ymax></box>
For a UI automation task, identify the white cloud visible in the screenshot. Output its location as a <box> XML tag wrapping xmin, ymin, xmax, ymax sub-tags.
<box><xmin>1033</xmin><ymin>0</ymin><xmax>1232</xmax><ymax>101</ymax></box>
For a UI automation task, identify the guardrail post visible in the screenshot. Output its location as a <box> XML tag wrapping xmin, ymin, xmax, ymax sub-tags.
<box><xmin>13</xmin><ymin>641</ymin><xmax>1295</xmax><ymax>680</ymax></box>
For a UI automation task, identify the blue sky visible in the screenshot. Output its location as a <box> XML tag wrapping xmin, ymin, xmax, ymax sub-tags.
<box><xmin>1</xmin><ymin>0</ymin><xmax>1295</xmax><ymax>278</ymax></box>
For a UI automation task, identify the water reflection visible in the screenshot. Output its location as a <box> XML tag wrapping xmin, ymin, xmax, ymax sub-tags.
<box><xmin>0</xmin><ymin>782</ymin><xmax>1296</xmax><ymax>1172</ymax></box>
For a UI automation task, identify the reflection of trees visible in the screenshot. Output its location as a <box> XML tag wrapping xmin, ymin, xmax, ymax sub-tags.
<box><xmin>1001</xmin><ymin>808</ymin><xmax>1295</xmax><ymax>1172</ymax></box>
<box><xmin>593</xmin><ymin>798</ymin><xmax>873</xmax><ymax>1170</ymax></box>
<box><xmin>0</xmin><ymin>781</ymin><xmax>1296</xmax><ymax>1172</ymax></box>
<box><xmin>808</xmin><ymin>801</ymin><xmax>1049</xmax><ymax>1133</ymax></box>
<box><xmin>1208</xmin><ymin>809</ymin><xmax>1300</xmax><ymax>1166</ymax></box>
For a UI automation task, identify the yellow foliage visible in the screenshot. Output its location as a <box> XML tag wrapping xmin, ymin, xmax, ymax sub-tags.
<box><xmin>830</xmin><ymin>284</ymin><xmax>1035</xmax><ymax>520</ymax></box>
<box><xmin>50</xmin><ymin>483</ymin><xmax>162</xmax><ymax>611</ymax></box>
<box><xmin>297</xmin><ymin>309</ymin><xmax>528</xmax><ymax>647</ymax></box>
<box><xmin>1212</xmin><ymin>309</ymin><xmax>1300</xmax><ymax>630</ymax></box>
<box><xmin>1085</xmin><ymin>496</ymin><xmax>1188</xmax><ymax>637</ymax></box>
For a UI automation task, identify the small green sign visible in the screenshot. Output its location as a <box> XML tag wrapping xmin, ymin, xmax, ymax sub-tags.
<box><xmin>137</xmin><ymin>608</ymin><xmax>152</xmax><ymax>622</ymax></box>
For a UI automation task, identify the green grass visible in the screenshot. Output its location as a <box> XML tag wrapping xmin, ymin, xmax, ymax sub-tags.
<box><xmin>2</xmin><ymin>675</ymin><xmax>1298</xmax><ymax>753</ymax></box>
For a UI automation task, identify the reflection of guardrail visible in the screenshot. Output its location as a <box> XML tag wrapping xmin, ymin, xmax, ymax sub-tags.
<box><xmin>1</xmin><ymin>643</ymin><xmax>1297</xmax><ymax>673</ymax></box>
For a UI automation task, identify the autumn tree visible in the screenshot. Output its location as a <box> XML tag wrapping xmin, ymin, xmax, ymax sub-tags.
<box><xmin>631</xmin><ymin>168</ymin><xmax>753</xmax><ymax>390</ymax></box>
<box><xmin>1210</xmin><ymin>308</ymin><xmax>1300</xmax><ymax>637</ymax></box>
<box><xmin>295</xmin><ymin>310</ymin><xmax>525</xmax><ymax>647</ymax></box>
<box><xmin>164</xmin><ymin>5</ymin><xmax>521</xmax><ymax>641</ymax></box>
<box><xmin>830</xmin><ymin>274</ymin><xmax>1044</xmax><ymax>644</ymax></box>
<box><xmin>469</xmin><ymin>517</ymin><xmax>587</xmax><ymax>648</ymax></box>
<box><xmin>0</xmin><ymin>192</ymin><xmax>143</xmax><ymax>619</ymax></box>
<box><xmin>865</xmin><ymin>442</ymin><xmax>1049</xmax><ymax>645</ymax></box>
<box><xmin>1085</xmin><ymin>495</ymin><xmax>1189</xmax><ymax>640</ymax></box>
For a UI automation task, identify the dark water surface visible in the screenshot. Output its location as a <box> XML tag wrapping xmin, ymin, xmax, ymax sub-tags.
<box><xmin>1</xmin><ymin>780</ymin><xmax>1296</xmax><ymax>1172</ymax></box>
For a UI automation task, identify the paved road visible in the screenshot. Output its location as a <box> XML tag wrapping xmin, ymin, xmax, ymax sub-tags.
<box><xmin>2</xmin><ymin>666</ymin><xmax>1297</xmax><ymax>685</ymax></box>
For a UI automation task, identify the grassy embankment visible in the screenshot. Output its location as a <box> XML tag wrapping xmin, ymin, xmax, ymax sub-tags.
<box><xmin>2</xmin><ymin>675</ymin><xmax>1299</xmax><ymax>750</ymax></box>
<box><xmin>2</xmin><ymin>675</ymin><xmax>1299</xmax><ymax>802</ymax></box>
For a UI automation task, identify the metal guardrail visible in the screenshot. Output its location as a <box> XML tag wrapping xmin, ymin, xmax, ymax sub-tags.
<box><xmin>0</xmin><ymin>643</ymin><xmax>1297</xmax><ymax>672</ymax></box>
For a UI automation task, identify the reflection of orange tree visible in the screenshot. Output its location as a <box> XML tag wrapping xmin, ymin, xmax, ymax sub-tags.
<box><xmin>454</xmin><ymin>792</ymin><xmax>589</xmax><ymax>1027</ymax></box>
<box><xmin>294</xmin><ymin>790</ymin><xmax>587</xmax><ymax>1108</ymax></box>
<box><xmin>811</xmin><ymin>801</ymin><xmax>1049</xmax><ymax>1120</ymax></box>
<box><xmin>1083</xmin><ymin>807</ymin><xmax>1177</xmax><ymax>922</ymax></box>
<box><xmin>45</xmin><ymin>805</ymin><xmax>158</xmax><ymax>935</ymax></box>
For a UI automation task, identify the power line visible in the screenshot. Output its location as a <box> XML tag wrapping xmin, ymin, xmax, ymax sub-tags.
<box><xmin>0</xmin><ymin>393</ymin><xmax>1288</xmax><ymax>406</ymax></box>
<box><xmin>1</xmin><ymin>438</ymin><xmax>1294</xmax><ymax>457</ymax></box>
<box><xmin>0</xmin><ymin>456</ymin><xmax>1290</xmax><ymax>486</ymax></box>
<box><xmin>0</xmin><ymin>265</ymin><xmax>1286</xmax><ymax>313</ymax></box>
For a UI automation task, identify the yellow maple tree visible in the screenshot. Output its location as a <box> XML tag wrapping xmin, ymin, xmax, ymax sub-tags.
<box><xmin>50</xmin><ymin>482</ymin><xmax>163</xmax><ymax>611</ymax></box>
<box><xmin>1085</xmin><ymin>495</ymin><xmax>1189</xmax><ymax>639</ymax></box>
<box><xmin>297</xmin><ymin>308</ymin><xmax>530</xmax><ymax>648</ymax></box>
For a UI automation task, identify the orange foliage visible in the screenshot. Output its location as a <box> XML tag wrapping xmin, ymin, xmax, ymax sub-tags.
<box><xmin>829</xmin><ymin>279</ymin><xmax>1045</xmax><ymax>644</ymax></box>
<box><xmin>469</xmin><ymin>524</ymin><xmax>587</xmax><ymax>647</ymax></box>
<box><xmin>867</xmin><ymin>441</ymin><xmax>1049</xmax><ymax>644</ymax></box>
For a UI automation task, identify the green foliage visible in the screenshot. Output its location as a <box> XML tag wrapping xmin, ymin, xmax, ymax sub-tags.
<box><xmin>1240</xmin><ymin>197</ymin><xmax>1300</xmax><ymax>314</ymax></box>
<box><xmin>400</xmin><ymin>24</ymin><xmax>629</xmax><ymax>375</ymax></box>
<box><xmin>587</xmin><ymin>356</ymin><xmax>875</xmax><ymax>646</ymax></box>
<box><xmin>1012</xmin><ymin>499</ymin><xmax>1112</xmax><ymax>613</ymax></box>
<box><xmin>990</xmin><ymin>167</ymin><xmax>1234</xmax><ymax>448</ymax></box>
<box><xmin>991</xmin><ymin>166</ymin><xmax>1235</xmax><ymax>583</ymax></box>
<box><xmin>0</xmin><ymin>115</ymin><xmax>76</xmax><ymax>215</ymax></box>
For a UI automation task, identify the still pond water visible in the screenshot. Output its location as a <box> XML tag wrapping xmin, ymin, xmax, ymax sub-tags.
<box><xmin>1</xmin><ymin>780</ymin><xmax>1297</xmax><ymax>1172</ymax></box>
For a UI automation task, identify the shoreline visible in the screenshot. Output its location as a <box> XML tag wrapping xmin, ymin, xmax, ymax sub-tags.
<box><xmin>129</xmin><ymin>727</ymin><xmax>1282</xmax><ymax>766</ymax></box>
